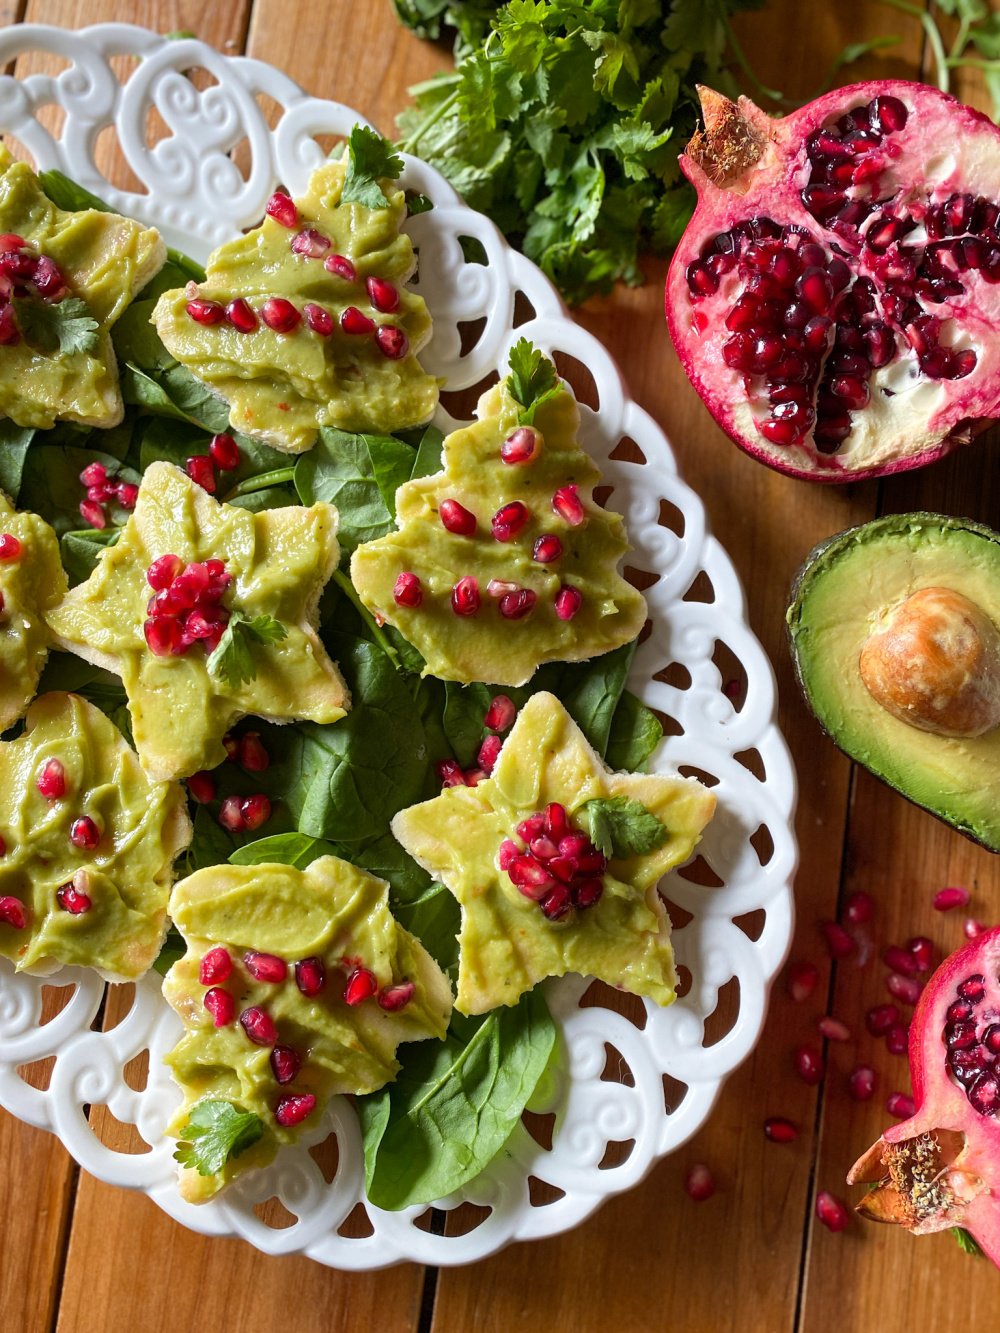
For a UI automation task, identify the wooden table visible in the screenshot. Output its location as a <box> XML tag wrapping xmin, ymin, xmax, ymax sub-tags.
<box><xmin>2</xmin><ymin>2</ymin><xmax>998</xmax><ymax>1329</ymax></box>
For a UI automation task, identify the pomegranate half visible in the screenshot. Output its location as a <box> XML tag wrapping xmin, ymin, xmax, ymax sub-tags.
<box><xmin>848</xmin><ymin>924</ymin><xmax>1000</xmax><ymax>1266</ymax></box>
<box><xmin>666</xmin><ymin>81</ymin><xmax>1000</xmax><ymax>481</ymax></box>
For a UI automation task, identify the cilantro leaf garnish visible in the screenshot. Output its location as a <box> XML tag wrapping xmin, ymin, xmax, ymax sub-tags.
<box><xmin>14</xmin><ymin>296</ymin><xmax>100</xmax><ymax>356</ymax></box>
<box><xmin>207</xmin><ymin>612</ymin><xmax>288</xmax><ymax>689</ymax></box>
<box><xmin>340</xmin><ymin>126</ymin><xmax>404</xmax><ymax>209</ymax></box>
<box><xmin>173</xmin><ymin>1100</ymin><xmax>264</xmax><ymax>1177</ymax></box>
<box><xmin>506</xmin><ymin>337</ymin><xmax>561</xmax><ymax>424</ymax></box>
<box><xmin>578</xmin><ymin>795</ymin><xmax>668</xmax><ymax>860</ymax></box>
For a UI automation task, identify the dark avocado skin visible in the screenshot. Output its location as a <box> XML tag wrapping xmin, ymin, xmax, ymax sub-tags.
<box><xmin>785</xmin><ymin>511</ymin><xmax>1000</xmax><ymax>855</ymax></box>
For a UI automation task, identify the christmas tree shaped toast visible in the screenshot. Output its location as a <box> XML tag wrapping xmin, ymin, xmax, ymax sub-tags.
<box><xmin>0</xmin><ymin>693</ymin><xmax>191</xmax><ymax>980</ymax></box>
<box><xmin>350</xmin><ymin>341</ymin><xmax>648</xmax><ymax>686</ymax></box>
<box><xmin>0</xmin><ymin>144</ymin><xmax>164</xmax><ymax>429</ymax></box>
<box><xmin>0</xmin><ymin>492</ymin><xmax>67</xmax><ymax>730</ymax></box>
<box><xmin>45</xmin><ymin>462</ymin><xmax>349</xmax><ymax>781</ymax></box>
<box><xmin>392</xmin><ymin>692</ymin><xmax>716</xmax><ymax>1015</ymax></box>
<box><xmin>152</xmin><ymin>128</ymin><xmax>437</xmax><ymax>454</ymax></box>
<box><xmin>163</xmin><ymin>855</ymin><xmax>452</xmax><ymax>1203</ymax></box>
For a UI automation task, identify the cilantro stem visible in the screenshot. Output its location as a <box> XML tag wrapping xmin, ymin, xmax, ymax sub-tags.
<box><xmin>950</xmin><ymin>18</ymin><xmax>971</xmax><ymax>62</ymax></box>
<box><xmin>878</xmin><ymin>0</ymin><xmax>950</xmax><ymax>93</ymax></box>
<box><xmin>331</xmin><ymin>568</ymin><xmax>401</xmax><ymax>670</ymax></box>
<box><xmin>221</xmin><ymin>467</ymin><xmax>296</xmax><ymax>501</ymax></box>
<box><xmin>720</xmin><ymin>14</ymin><xmax>783</xmax><ymax>103</ymax></box>
<box><xmin>396</xmin><ymin>84</ymin><xmax>461</xmax><ymax>154</ymax></box>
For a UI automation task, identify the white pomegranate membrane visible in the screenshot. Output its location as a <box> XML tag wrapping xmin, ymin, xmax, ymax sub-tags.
<box><xmin>667</xmin><ymin>81</ymin><xmax>1000</xmax><ymax>480</ymax></box>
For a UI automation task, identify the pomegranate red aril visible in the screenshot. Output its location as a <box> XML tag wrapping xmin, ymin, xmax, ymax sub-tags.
<box><xmin>439</xmin><ymin>499</ymin><xmax>476</xmax><ymax>535</ymax></box>
<box><xmin>241</xmin><ymin>794</ymin><xmax>271</xmax><ymax>831</ymax></box>
<box><xmin>0</xmin><ymin>897</ymin><xmax>28</xmax><ymax>929</ymax></box>
<box><xmin>187</xmin><ymin>298</ymin><xmax>225</xmax><ymax>326</ymax></box>
<box><xmin>225</xmin><ymin>298</ymin><xmax>257</xmax><ymax>333</ymax></box>
<box><xmin>57</xmin><ymin>881</ymin><xmax>91</xmax><ymax>914</ymax></box>
<box><xmin>324</xmin><ymin>253</ymin><xmax>357</xmax><ymax>281</ymax></box>
<box><xmin>850</xmin><ymin>1065</ymin><xmax>877</xmax><ymax>1101</ymax></box>
<box><xmin>573</xmin><ymin>878</ymin><xmax>604</xmax><ymax>909</ymax></box>
<box><xmin>341</xmin><ymin>305</ymin><xmax>375</xmax><ymax>335</ymax></box>
<box><xmin>795</xmin><ymin>1045</ymin><xmax>824</xmax><ymax>1085</ymax></box>
<box><xmin>685</xmin><ymin>1163</ymin><xmax>715</xmax><ymax>1202</ymax></box>
<box><xmin>218</xmin><ymin>795</ymin><xmax>247</xmax><ymax>833</ymax></box>
<box><xmin>817</xmin><ymin>1016</ymin><xmax>851</xmax><ymax>1042</ymax></box>
<box><xmin>393</xmin><ymin>570</ymin><xmax>423</xmax><ymax>607</ymax></box>
<box><xmin>484</xmin><ymin>694</ymin><xmax>516</xmax><ymax>732</ymax></box>
<box><xmin>555</xmin><ymin>586</ymin><xmax>582</xmax><ymax>621</ymax></box>
<box><xmin>239</xmin><ymin>733</ymin><xmax>270</xmax><ymax>773</ymax></box>
<box><xmin>887</xmin><ymin>1091</ymin><xmax>916</xmax><ymax>1119</ymax></box>
<box><xmin>540</xmin><ymin>883</ymin><xmax>572</xmax><ymax>920</ymax></box>
<box><xmin>451</xmin><ymin>577</ymin><xmax>480</xmax><ymax>617</ymax></box>
<box><xmin>822</xmin><ymin>921</ymin><xmax>854</xmax><ymax>959</ymax></box>
<box><xmin>240</xmin><ymin>1006</ymin><xmax>277</xmax><ymax>1045</ymax></box>
<box><xmin>343</xmin><ymin>966</ymin><xmax>377</xmax><ymax>1006</ymax></box>
<box><xmin>0</xmin><ymin>306</ymin><xmax>19</xmax><ymax>347</ymax></box>
<box><xmin>552</xmin><ymin>485</ymin><xmax>585</xmax><ymax>526</ymax></box>
<box><xmin>146</xmin><ymin>553</ymin><xmax>184</xmax><ymax>590</ymax></box>
<box><xmin>436</xmin><ymin>759</ymin><xmax>465</xmax><ymax>788</ymax></box>
<box><xmin>909</xmin><ymin>937</ymin><xmax>934</xmax><ymax>973</ymax></box>
<box><xmin>478</xmin><ymin>734</ymin><xmax>502</xmax><ymax>775</ymax></box>
<box><xmin>764</xmin><ymin>1117</ymin><xmax>798</xmax><ymax>1143</ymax></box>
<box><xmin>463</xmin><ymin>767</ymin><xmax>486</xmax><ymax>786</ymax></box>
<box><xmin>304</xmin><ymin>302</ymin><xmax>334</xmax><ymax>336</ymax></box>
<box><xmin>517</xmin><ymin>814</ymin><xmax>546</xmax><ymax>843</ymax></box>
<box><xmin>295</xmin><ymin>956</ymin><xmax>325</xmax><ymax>998</ymax></box>
<box><xmin>223</xmin><ymin>734</ymin><xmax>240</xmax><ymax>762</ymax></box>
<box><xmin>244</xmin><ymin>950</ymin><xmax>287</xmax><ymax>984</ymax></box>
<box><xmin>378</xmin><ymin>981</ymin><xmax>416</xmax><ymax>1011</ymax></box>
<box><xmin>886</xmin><ymin>1024</ymin><xmax>909</xmax><ymax>1055</ymax></box>
<box><xmin>186</xmin><ymin>455</ymin><xmax>215</xmax><ymax>493</ymax></box>
<box><xmin>499</xmin><ymin>588</ymin><xmax>537</xmax><ymax>620</ymax></box>
<box><xmin>209</xmin><ymin>433</ymin><xmax>241</xmax><ymax>471</ymax></box>
<box><xmin>844</xmin><ymin>891</ymin><xmax>874</xmax><ymax>925</ymax></box>
<box><xmin>0</xmin><ymin>533</ymin><xmax>20</xmax><ymax>562</ymax></box>
<box><xmin>816</xmin><ymin>1191</ymin><xmax>850</xmax><ymax>1233</ymax></box>
<box><xmin>867</xmin><ymin>1004</ymin><xmax>899</xmax><ymax>1036</ymax></box>
<box><xmin>965</xmin><ymin>918</ymin><xmax>988</xmax><ymax>939</ymax></box>
<box><xmin>884</xmin><ymin>944</ymin><xmax>919</xmax><ymax>976</ymax></box>
<box><xmin>204</xmin><ymin>988</ymin><xmax>235</xmax><ymax>1026</ymax></box>
<box><xmin>261</xmin><ymin>297</ymin><xmax>300</xmax><ymax>333</ymax></box>
<box><xmin>492</xmin><ymin>501</ymin><xmax>529</xmax><ymax>542</ymax></box>
<box><xmin>787</xmin><ymin>961</ymin><xmax>819</xmax><ymax>1003</ymax></box>
<box><xmin>498</xmin><ymin>839</ymin><xmax>519</xmax><ymax>872</ymax></box>
<box><xmin>376</xmin><ymin>325</ymin><xmax>408</xmax><ymax>359</ymax></box>
<box><xmin>529</xmin><ymin>836</ymin><xmax>559</xmax><ymax>862</ymax></box>
<box><xmin>79</xmin><ymin>461</ymin><xmax>107</xmax><ymax>488</ymax></box>
<box><xmin>265</xmin><ymin>192</ymin><xmax>298</xmax><ymax>228</ymax></box>
<box><xmin>270</xmin><ymin>1045</ymin><xmax>301</xmax><ymax>1085</ymax></box>
<box><xmin>501</xmin><ymin>427</ymin><xmax>541</xmax><ymax>465</ymax></box>
<box><xmin>887</xmin><ymin>972</ymin><xmax>923</xmax><ymax>1005</ymax></box>
<box><xmin>115</xmin><ymin>482</ymin><xmax>139</xmax><ymax>510</ymax></box>
<box><xmin>37</xmin><ymin>758</ymin><xmax>66</xmax><ymax>800</ymax></box>
<box><xmin>79</xmin><ymin>501</ymin><xmax>106</xmax><ymax>530</ymax></box>
<box><xmin>291</xmin><ymin>228</ymin><xmax>330</xmax><ymax>258</ymax></box>
<box><xmin>366</xmin><ymin>276</ymin><xmax>399</xmax><ymax>312</ymax></box>
<box><xmin>275</xmin><ymin>1093</ymin><xmax>316</xmax><ymax>1127</ymax></box>
<box><xmin>796</xmin><ymin>267</ymin><xmax>834</xmax><ymax>313</ymax></box>
<box><xmin>144</xmin><ymin>616</ymin><xmax>184</xmax><ymax>657</ymax></box>
<box><xmin>69</xmin><ymin>816</ymin><xmax>100</xmax><ymax>850</ymax></box>
<box><xmin>200</xmin><ymin>947</ymin><xmax>231</xmax><ymax>985</ymax></box>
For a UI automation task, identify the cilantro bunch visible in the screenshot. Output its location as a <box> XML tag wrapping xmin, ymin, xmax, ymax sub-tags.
<box><xmin>395</xmin><ymin>0</ymin><xmax>765</xmax><ymax>305</ymax></box>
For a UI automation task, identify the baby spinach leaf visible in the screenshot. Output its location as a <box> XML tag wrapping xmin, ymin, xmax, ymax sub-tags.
<box><xmin>60</xmin><ymin>527</ymin><xmax>120</xmax><ymax>585</ymax></box>
<box><xmin>229</xmin><ymin>831</ymin><xmax>344</xmax><ymax>870</ymax></box>
<box><xmin>153</xmin><ymin>924</ymin><xmax>185</xmax><ymax>977</ymax></box>
<box><xmin>0</xmin><ymin>421</ymin><xmax>36</xmax><ymax>500</ymax></box>
<box><xmin>605</xmin><ymin>689</ymin><xmax>662</xmax><ymax>773</ymax></box>
<box><xmin>397</xmin><ymin>422</ymin><xmax>445</xmax><ymax>479</ymax></box>
<box><xmin>227</xmin><ymin>485</ymin><xmax>300</xmax><ymax>513</ymax></box>
<box><xmin>357</xmin><ymin>988</ymin><xmax>555</xmax><ymax>1210</ymax></box>
<box><xmin>174</xmin><ymin>1100</ymin><xmax>264</xmax><ymax>1176</ymax></box>
<box><xmin>368</xmin><ymin>432</ymin><xmax>417</xmax><ymax>520</ymax></box>
<box><xmin>391</xmin><ymin>880</ymin><xmax>460</xmax><ymax>972</ymax></box>
<box><xmin>182</xmin><ymin>806</ymin><xmax>237</xmax><ymax>874</ymax></box>
<box><xmin>121</xmin><ymin>363</ymin><xmax>192</xmax><ymax>423</ymax></box>
<box><xmin>36</xmin><ymin>651</ymin><xmax>133</xmax><ymax>743</ymax></box>
<box><xmin>294</xmin><ymin>428</ymin><xmax>395</xmax><ymax>553</ymax></box>
<box><xmin>442</xmin><ymin>681</ymin><xmax>493</xmax><ymax>768</ymax></box>
<box><xmin>112</xmin><ymin>298</ymin><xmax>174</xmax><ymax>370</ymax></box>
<box><xmin>351</xmin><ymin>830</ymin><xmax>433</xmax><ymax>901</ymax></box>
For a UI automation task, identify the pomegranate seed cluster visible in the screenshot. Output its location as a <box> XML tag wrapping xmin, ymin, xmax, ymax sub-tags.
<box><xmin>943</xmin><ymin>969</ymin><xmax>1000</xmax><ymax>1117</ymax></box>
<box><xmin>435</xmin><ymin>695</ymin><xmax>517</xmax><ymax>788</ymax></box>
<box><xmin>187</xmin><ymin>732</ymin><xmax>272</xmax><ymax>832</ymax></box>
<box><xmin>143</xmin><ymin>553</ymin><xmax>232</xmax><ymax>659</ymax></box>
<box><xmin>0</xmin><ymin>233</ymin><xmax>70</xmax><ymax>347</ymax></box>
<box><xmin>500</xmin><ymin>801</ymin><xmax>607</xmax><ymax>922</ymax></box>
<box><xmin>687</xmin><ymin>94</ymin><xmax>982</xmax><ymax>456</ymax></box>
<box><xmin>77</xmin><ymin>461</ymin><xmax>138</xmax><ymax>531</ymax></box>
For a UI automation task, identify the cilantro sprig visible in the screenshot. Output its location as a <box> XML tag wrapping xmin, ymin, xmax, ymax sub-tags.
<box><xmin>14</xmin><ymin>296</ymin><xmax>100</xmax><ymax>356</ymax></box>
<box><xmin>578</xmin><ymin>795</ymin><xmax>668</xmax><ymax>860</ymax></box>
<box><xmin>174</xmin><ymin>1100</ymin><xmax>264</xmax><ymax>1177</ymax></box>
<box><xmin>341</xmin><ymin>126</ymin><xmax>404</xmax><ymax>209</ymax></box>
<box><xmin>207</xmin><ymin>611</ymin><xmax>288</xmax><ymax>689</ymax></box>
<box><xmin>506</xmin><ymin>337</ymin><xmax>561</xmax><ymax>423</ymax></box>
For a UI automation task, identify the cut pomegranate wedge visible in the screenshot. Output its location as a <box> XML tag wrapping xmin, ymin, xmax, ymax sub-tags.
<box><xmin>848</xmin><ymin>925</ymin><xmax>1000</xmax><ymax>1267</ymax></box>
<box><xmin>667</xmin><ymin>81</ymin><xmax>1000</xmax><ymax>481</ymax></box>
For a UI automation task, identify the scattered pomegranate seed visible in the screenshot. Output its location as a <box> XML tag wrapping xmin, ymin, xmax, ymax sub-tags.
<box><xmin>817</xmin><ymin>1016</ymin><xmax>851</xmax><ymax>1042</ymax></box>
<box><xmin>484</xmin><ymin>695</ymin><xmax>516</xmax><ymax>733</ymax></box>
<box><xmin>79</xmin><ymin>461</ymin><xmax>107</xmax><ymax>488</ymax></box>
<box><xmin>261</xmin><ymin>297</ymin><xmax>301</xmax><ymax>333</ymax></box>
<box><xmin>291</xmin><ymin>228</ymin><xmax>331</xmax><ymax>258</ymax></box>
<box><xmin>794</xmin><ymin>1045</ymin><xmax>824</xmax><ymax>1085</ymax></box>
<box><xmin>822</xmin><ymin>921</ymin><xmax>854</xmax><ymax>959</ymax></box>
<box><xmin>439</xmin><ymin>499</ymin><xmax>477</xmax><ymax>535</ymax></box>
<box><xmin>239</xmin><ymin>733</ymin><xmax>270</xmax><ymax>773</ymax></box>
<box><xmin>275</xmin><ymin>1092</ymin><xmax>316</xmax><ymax>1127</ymax></box>
<box><xmin>492</xmin><ymin>501</ymin><xmax>530</xmax><ymax>542</ymax></box>
<box><xmin>37</xmin><ymin>759</ymin><xmax>66</xmax><ymax>801</ymax></box>
<box><xmin>186</xmin><ymin>298</ymin><xmax>225</xmax><ymax>325</ymax></box>
<box><xmin>144</xmin><ymin>616</ymin><xmax>184</xmax><ymax>657</ymax></box>
<box><xmin>295</xmin><ymin>956</ymin><xmax>325</xmax><ymax>997</ymax></box>
<box><xmin>69</xmin><ymin>816</ymin><xmax>100</xmax><ymax>850</ymax></box>
<box><xmin>552</xmin><ymin>484</ymin><xmax>585</xmax><ymax>526</ymax></box>
<box><xmin>849</xmin><ymin>1065</ymin><xmax>876</xmax><ymax>1101</ymax></box>
<box><xmin>0</xmin><ymin>306</ymin><xmax>19</xmax><ymax>347</ymax></box>
<box><xmin>488</xmin><ymin>580</ymin><xmax>519</xmax><ymax>600</ymax></box>
<box><xmin>344</xmin><ymin>967</ymin><xmax>378</xmax><ymax>1006</ymax></box>
<box><xmin>463</xmin><ymin>767</ymin><xmax>487</xmax><ymax>786</ymax></box>
<box><xmin>499</xmin><ymin>588</ymin><xmax>537</xmax><ymax>620</ymax></box>
<box><xmin>866</xmin><ymin>1003</ymin><xmax>899</xmax><ymax>1036</ymax></box>
<box><xmin>185</xmin><ymin>455</ymin><xmax>216</xmax><ymax>493</ymax></box>
<box><xmin>684</xmin><ymin>1163</ymin><xmax>715</xmax><ymax>1202</ymax></box>
<box><xmin>222</xmin><ymin>734</ymin><xmax>240</xmax><ymax>762</ymax></box>
<box><xmin>786</xmin><ymin>961</ymin><xmax>818</xmax><ymax>1003</ymax></box>
<box><xmin>478</xmin><ymin>734</ymin><xmax>502</xmax><ymax>775</ymax></box>
<box><xmin>815</xmin><ymin>1191</ymin><xmax>850</xmax><ymax>1232</ymax></box>
<box><xmin>204</xmin><ymin>987</ymin><xmax>235</xmax><ymax>1026</ymax></box>
<box><xmin>886</xmin><ymin>1024</ymin><xmax>909</xmax><ymax>1055</ymax></box>
<box><xmin>935</xmin><ymin>886</ymin><xmax>970</xmax><ymax>911</ymax></box>
<box><xmin>501</xmin><ymin>426</ymin><xmax>541</xmax><ymax>465</ymax></box>
<box><xmin>218</xmin><ymin>795</ymin><xmax>246</xmax><ymax>832</ymax></box>
<box><xmin>209</xmin><ymin>432</ymin><xmax>241</xmax><ymax>471</ymax></box>
<box><xmin>79</xmin><ymin>500</ymin><xmax>106</xmax><ymax>529</ymax></box>
<box><xmin>843</xmin><ymin>891</ymin><xmax>874</xmax><ymax>924</ymax></box>
<box><xmin>908</xmin><ymin>936</ymin><xmax>934</xmax><ymax>972</ymax></box>
<box><xmin>265</xmin><ymin>191</ymin><xmax>298</xmax><ymax>228</ymax></box>
<box><xmin>244</xmin><ymin>949</ymin><xmax>287</xmax><ymax>983</ymax></box>
<box><xmin>452</xmin><ymin>576</ymin><xmax>480</xmax><ymax>617</ymax></box>
<box><xmin>378</xmin><ymin>981</ymin><xmax>416</xmax><ymax>1011</ymax></box>
<box><xmin>764</xmin><ymin>1116</ymin><xmax>799</xmax><ymax>1143</ymax></box>
<box><xmin>0</xmin><ymin>896</ymin><xmax>27</xmax><ymax>929</ymax></box>
<box><xmin>225</xmin><ymin>297</ymin><xmax>257</xmax><ymax>333</ymax></box>
<box><xmin>324</xmin><ymin>253</ymin><xmax>356</xmax><ymax>281</ymax></box>
<box><xmin>883</xmin><ymin>943</ymin><xmax>919</xmax><ymax>976</ymax></box>
<box><xmin>965</xmin><ymin>918</ymin><xmax>987</xmax><ymax>939</ymax></box>
<box><xmin>240</xmin><ymin>1006</ymin><xmax>277</xmax><ymax>1045</ymax></box>
<box><xmin>241</xmin><ymin>794</ymin><xmax>271</xmax><ymax>831</ymax></box>
<box><xmin>146</xmin><ymin>554</ymin><xmax>184</xmax><ymax>590</ymax></box>
<box><xmin>366</xmin><ymin>276</ymin><xmax>399</xmax><ymax>312</ymax></box>
<box><xmin>270</xmin><ymin>1044</ymin><xmax>301</xmax><ymax>1085</ymax></box>
<box><xmin>533</xmin><ymin>534</ymin><xmax>563</xmax><ymax>564</ymax></box>
<box><xmin>887</xmin><ymin>1091</ymin><xmax>915</xmax><ymax>1119</ymax></box>
<box><xmin>199</xmin><ymin>947</ymin><xmax>232</xmax><ymax>985</ymax></box>
<box><xmin>115</xmin><ymin>482</ymin><xmax>139</xmax><ymax>509</ymax></box>
<box><xmin>376</xmin><ymin>325</ymin><xmax>409</xmax><ymax>359</ymax></box>
<box><xmin>554</xmin><ymin>585</ymin><xmax>582</xmax><ymax>620</ymax></box>
<box><xmin>87</xmin><ymin>478</ymin><xmax>114</xmax><ymax>503</ymax></box>
<box><xmin>57</xmin><ymin>882</ymin><xmax>91</xmax><ymax>914</ymax></box>
<box><xmin>393</xmin><ymin>570</ymin><xmax>422</xmax><ymax>607</ymax></box>
<box><xmin>187</xmin><ymin>770</ymin><xmax>217</xmax><ymax>804</ymax></box>
<box><xmin>304</xmin><ymin>302</ymin><xmax>334</xmax><ymax>336</ymax></box>
<box><xmin>0</xmin><ymin>532</ymin><xmax>20</xmax><ymax>560</ymax></box>
<box><xmin>341</xmin><ymin>305</ymin><xmax>375</xmax><ymax>335</ymax></box>
<box><xmin>436</xmin><ymin>759</ymin><xmax>465</xmax><ymax>788</ymax></box>
<box><xmin>887</xmin><ymin>972</ymin><xmax>923</xmax><ymax>1006</ymax></box>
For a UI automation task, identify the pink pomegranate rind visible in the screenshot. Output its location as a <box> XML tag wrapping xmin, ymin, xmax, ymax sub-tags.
<box><xmin>848</xmin><ymin>925</ymin><xmax>1000</xmax><ymax>1267</ymax></box>
<box><xmin>666</xmin><ymin>81</ymin><xmax>1000</xmax><ymax>482</ymax></box>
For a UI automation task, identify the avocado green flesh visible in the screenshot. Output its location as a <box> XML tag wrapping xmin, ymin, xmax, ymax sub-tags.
<box><xmin>788</xmin><ymin>512</ymin><xmax>1000</xmax><ymax>851</ymax></box>
<box><xmin>0</xmin><ymin>494</ymin><xmax>67</xmax><ymax>729</ymax></box>
<box><xmin>152</xmin><ymin>158</ymin><xmax>438</xmax><ymax>453</ymax></box>
<box><xmin>0</xmin><ymin>692</ymin><xmax>190</xmax><ymax>977</ymax></box>
<box><xmin>163</xmin><ymin>856</ymin><xmax>452</xmax><ymax>1203</ymax></box>
<box><xmin>392</xmin><ymin>691</ymin><xmax>716</xmax><ymax>1014</ymax></box>
<box><xmin>0</xmin><ymin>145</ymin><xmax>163</xmax><ymax>429</ymax></box>
<box><xmin>350</xmin><ymin>382</ymin><xmax>648</xmax><ymax>686</ymax></box>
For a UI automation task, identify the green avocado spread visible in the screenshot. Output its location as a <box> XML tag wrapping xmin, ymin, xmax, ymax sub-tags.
<box><xmin>0</xmin><ymin>492</ymin><xmax>67</xmax><ymax>730</ymax></box>
<box><xmin>163</xmin><ymin>855</ymin><xmax>453</xmax><ymax>1203</ymax></box>
<box><xmin>0</xmin><ymin>692</ymin><xmax>191</xmax><ymax>978</ymax></box>
<box><xmin>392</xmin><ymin>691</ymin><xmax>716</xmax><ymax>1014</ymax></box>
<box><xmin>45</xmin><ymin>461</ymin><xmax>349</xmax><ymax>781</ymax></box>
<box><xmin>0</xmin><ymin>145</ymin><xmax>164</xmax><ymax>429</ymax></box>
<box><xmin>151</xmin><ymin>155</ymin><xmax>438</xmax><ymax>454</ymax></box>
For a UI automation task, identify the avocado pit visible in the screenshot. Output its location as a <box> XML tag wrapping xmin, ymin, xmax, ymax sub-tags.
<box><xmin>859</xmin><ymin>586</ymin><xmax>1000</xmax><ymax>738</ymax></box>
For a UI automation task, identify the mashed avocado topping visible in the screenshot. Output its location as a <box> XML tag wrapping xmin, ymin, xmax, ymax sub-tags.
<box><xmin>0</xmin><ymin>145</ymin><xmax>164</xmax><ymax>429</ymax></box>
<box><xmin>151</xmin><ymin>132</ymin><xmax>437</xmax><ymax>454</ymax></box>
<box><xmin>163</xmin><ymin>854</ymin><xmax>452</xmax><ymax>1203</ymax></box>
<box><xmin>45</xmin><ymin>462</ymin><xmax>349</xmax><ymax>781</ymax></box>
<box><xmin>0</xmin><ymin>691</ymin><xmax>190</xmax><ymax>978</ymax></box>
<box><xmin>392</xmin><ymin>691</ymin><xmax>716</xmax><ymax>1015</ymax></box>
<box><xmin>0</xmin><ymin>492</ymin><xmax>67</xmax><ymax>729</ymax></box>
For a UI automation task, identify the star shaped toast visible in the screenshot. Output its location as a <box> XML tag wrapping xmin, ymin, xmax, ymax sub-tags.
<box><xmin>0</xmin><ymin>145</ymin><xmax>164</xmax><ymax>429</ymax></box>
<box><xmin>0</xmin><ymin>492</ymin><xmax>67</xmax><ymax>730</ymax></box>
<box><xmin>163</xmin><ymin>854</ymin><xmax>452</xmax><ymax>1203</ymax></box>
<box><xmin>45</xmin><ymin>461</ymin><xmax>349</xmax><ymax>781</ymax></box>
<box><xmin>0</xmin><ymin>692</ymin><xmax>191</xmax><ymax>980</ymax></box>
<box><xmin>392</xmin><ymin>692</ymin><xmax>716</xmax><ymax>1015</ymax></box>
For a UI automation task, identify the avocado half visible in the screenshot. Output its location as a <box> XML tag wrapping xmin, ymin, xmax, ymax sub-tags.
<box><xmin>787</xmin><ymin>511</ymin><xmax>1000</xmax><ymax>853</ymax></box>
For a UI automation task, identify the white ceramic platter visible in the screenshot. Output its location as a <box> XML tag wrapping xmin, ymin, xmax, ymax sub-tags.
<box><xmin>0</xmin><ymin>24</ymin><xmax>798</xmax><ymax>1269</ymax></box>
